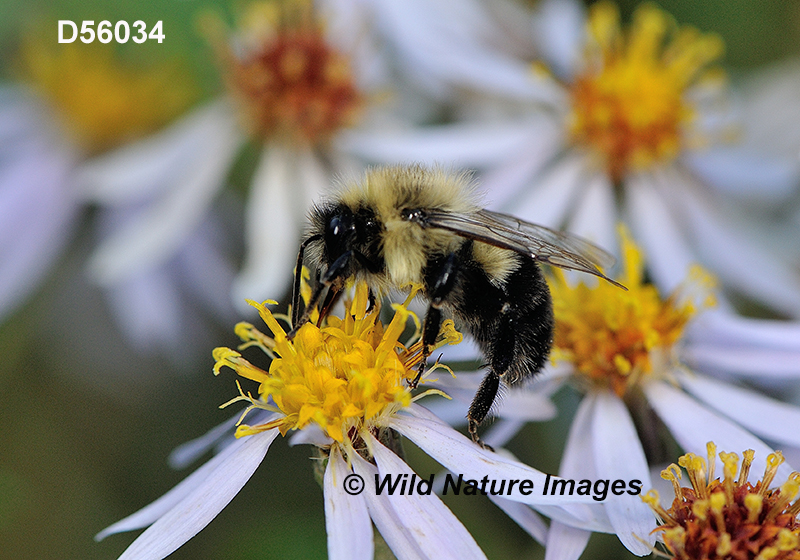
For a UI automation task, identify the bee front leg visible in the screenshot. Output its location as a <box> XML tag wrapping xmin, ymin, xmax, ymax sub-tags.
<box><xmin>288</xmin><ymin>251</ymin><xmax>351</xmax><ymax>339</ymax></box>
<box><xmin>410</xmin><ymin>306</ymin><xmax>443</xmax><ymax>389</ymax></box>
<box><xmin>411</xmin><ymin>253</ymin><xmax>459</xmax><ymax>389</ymax></box>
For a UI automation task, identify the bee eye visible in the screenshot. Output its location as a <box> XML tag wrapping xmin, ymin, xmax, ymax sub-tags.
<box><xmin>401</xmin><ymin>208</ymin><xmax>425</xmax><ymax>223</ymax></box>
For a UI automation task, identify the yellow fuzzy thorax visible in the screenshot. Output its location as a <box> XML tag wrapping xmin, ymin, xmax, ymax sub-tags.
<box><xmin>643</xmin><ymin>443</ymin><xmax>800</xmax><ymax>560</ymax></box>
<box><xmin>213</xmin><ymin>280</ymin><xmax>461</xmax><ymax>443</ymax></box>
<box><xmin>567</xmin><ymin>1</ymin><xmax>725</xmax><ymax>181</ymax></box>
<box><xmin>549</xmin><ymin>227</ymin><xmax>715</xmax><ymax>396</ymax></box>
<box><xmin>339</xmin><ymin>166</ymin><xmax>483</xmax><ymax>286</ymax></box>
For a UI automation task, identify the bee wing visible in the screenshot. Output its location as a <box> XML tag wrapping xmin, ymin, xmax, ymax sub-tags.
<box><xmin>420</xmin><ymin>209</ymin><xmax>625</xmax><ymax>289</ymax></box>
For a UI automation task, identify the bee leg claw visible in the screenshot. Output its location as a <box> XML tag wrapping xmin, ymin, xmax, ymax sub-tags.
<box><xmin>468</xmin><ymin>420</ymin><xmax>494</xmax><ymax>452</ymax></box>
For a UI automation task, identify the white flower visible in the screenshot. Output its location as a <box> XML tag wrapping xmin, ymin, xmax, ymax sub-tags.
<box><xmin>434</xmin><ymin>230</ymin><xmax>800</xmax><ymax>559</ymax></box>
<box><xmin>98</xmin><ymin>281</ymin><xmax>610</xmax><ymax>560</ymax></box>
<box><xmin>0</xmin><ymin>88</ymin><xmax>78</xmax><ymax>321</ymax></box>
<box><xmin>342</xmin><ymin>0</ymin><xmax>800</xmax><ymax>318</ymax></box>
<box><xmin>1</xmin><ymin>36</ymin><xmax>196</xmax><ymax>327</ymax></box>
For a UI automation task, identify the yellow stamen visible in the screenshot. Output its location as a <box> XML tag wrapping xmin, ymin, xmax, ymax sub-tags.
<box><xmin>16</xmin><ymin>27</ymin><xmax>196</xmax><ymax>153</ymax></box>
<box><xmin>207</xmin><ymin>0</ymin><xmax>363</xmax><ymax>146</ymax></box>
<box><xmin>214</xmin><ymin>280</ymin><xmax>460</xmax><ymax>443</ymax></box>
<box><xmin>644</xmin><ymin>443</ymin><xmax>800</xmax><ymax>560</ymax></box>
<box><xmin>549</xmin><ymin>226</ymin><xmax>714</xmax><ymax>396</ymax></box>
<box><xmin>568</xmin><ymin>2</ymin><xmax>725</xmax><ymax>181</ymax></box>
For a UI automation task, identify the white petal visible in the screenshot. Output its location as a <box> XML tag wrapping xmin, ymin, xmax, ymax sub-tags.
<box><xmin>325</xmin><ymin>447</ymin><xmax>373</xmax><ymax>560</ymax></box>
<box><xmin>102</xmin><ymin>263</ymin><xmax>184</xmax><ymax>352</ymax></box>
<box><xmin>682</xmin><ymin>342</ymin><xmax>800</xmax><ymax>379</ymax></box>
<box><xmin>367</xmin><ymin>0</ymin><xmax>562</xmax><ymax>102</ymax></box>
<box><xmin>232</xmin><ymin>144</ymin><xmax>311</xmax><ymax>307</ymax></box>
<box><xmin>389</xmin><ymin>406</ymin><xmax>557</xmax><ymax>501</ymax></box>
<box><xmin>338</xmin><ymin>118</ymin><xmax>543</xmax><ymax>168</ymax></box>
<box><xmin>564</xmin><ymin>171</ymin><xmax>617</xmax><ymax>255</ymax></box>
<box><xmin>505</xmin><ymin>151</ymin><xmax>589</xmax><ymax>227</ymax></box>
<box><xmin>548</xmin><ymin>392</ymin><xmax>615</xmax><ymax>552</ymax></box>
<box><xmin>677</xmin><ymin>371</ymin><xmax>800</xmax><ymax>448</ymax></box>
<box><xmin>533</xmin><ymin>0</ymin><xmax>586</xmax><ymax>80</ymax></box>
<box><xmin>167</xmin><ymin>414</ymin><xmax>241</xmax><ymax>470</ymax></box>
<box><xmin>430</xmin><ymin>371</ymin><xmax>557</xmax><ymax>422</ymax></box>
<box><xmin>296</xmin><ymin>144</ymin><xmax>332</xmax><ymax>216</ymax></box>
<box><xmin>482</xmin><ymin>419</ymin><xmax>527</xmax><ymax>450</ymax></box>
<box><xmin>87</xmin><ymin>119</ymin><xmax>240</xmax><ymax>284</ymax></box>
<box><xmin>623</xmin><ymin>173</ymin><xmax>696</xmax><ymax>293</ymax></box>
<box><xmin>389</xmin><ymin>405</ymin><xmax>613</xmax><ymax>531</ymax></box>
<box><xmin>668</xmin><ymin>172</ymin><xmax>800</xmax><ymax>316</ymax></box>
<box><xmin>350</xmin><ymin>454</ymin><xmax>427</xmax><ymax>560</ymax></box>
<box><xmin>76</xmin><ymin>100</ymin><xmax>241</xmax><ymax>204</ymax></box>
<box><xmin>682</xmin><ymin>148</ymin><xmax>799</xmax><ymax>203</ymax></box>
<box><xmin>478</xmin><ymin>121</ymin><xmax>565</xmax><ymax>210</ymax></box>
<box><xmin>368</xmin><ymin>432</ymin><xmax>488</xmax><ymax>560</ymax></box>
<box><xmin>644</xmin><ymin>380</ymin><xmax>794</xmax><ymax>483</ymax></box>
<box><xmin>98</xmin><ymin>429</ymin><xmax>277</xmax><ymax>549</ymax></box>
<box><xmin>173</xmin><ymin>215</ymin><xmax>238</xmax><ymax>324</ymax></box>
<box><xmin>591</xmin><ymin>392</ymin><xmax>655</xmax><ymax>555</ymax></box>
<box><xmin>489</xmin><ymin>496</ymin><xmax>548</xmax><ymax>544</ymax></box>
<box><xmin>288</xmin><ymin>424</ymin><xmax>334</xmax><ymax>447</ymax></box>
<box><xmin>435</xmin><ymin>333</ymin><xmax>482</xmax><ymax>362</ymax></box>
<box><xmin>0</xmin><ymin>143</ymin><xmax>77</xmax><ymax>319</ymax></box>
<box><xmin>544</xmin><ymin>522</ymin><xmax>592</xmax><ymax>560</ymax></box>
<box><xmin>689</xmin><ymin>308</ymin><xmax>800</xmax><ymax>350</ymax></box>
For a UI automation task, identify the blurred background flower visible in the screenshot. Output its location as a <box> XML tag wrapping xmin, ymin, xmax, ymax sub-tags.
<box><xmin>1</xmin><ymin>1</ymin><xmax>800</xmax><ymax>560</ymax></box>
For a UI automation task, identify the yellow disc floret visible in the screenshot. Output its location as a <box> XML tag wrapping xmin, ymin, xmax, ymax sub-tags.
<box><xmin>213</xmin><ymin>281</ymin><xmax>460</xmax><ymax>443</ymax></box>
<box><xmin>549</xmin><ymin>227</ymin><xmax>715</xmax><ymax>395</ymax></box>
<box><xmin>567</xmin><ymin>2</ymin><xmax>724</xmax><ymax>181</ymax></box>
<box><xmin>643</xmin><ymin>442</ymin><xmax>800</xmax><ymax>560</ymax></box>
<box><xmin>17</xmin><ymin>28</ymin><xmax>196</xmax><ymax>153</ymax></box>
<box><xmin>205</xmin><ymin>0</ymin><xmax>363</xmax><ymax>146</ymax></box>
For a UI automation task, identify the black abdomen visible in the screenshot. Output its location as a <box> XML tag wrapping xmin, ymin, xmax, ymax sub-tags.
<box><xmin>423</xmin><ymin>241</ymin><xmax>554</xmax><ymax>386</ymax></box>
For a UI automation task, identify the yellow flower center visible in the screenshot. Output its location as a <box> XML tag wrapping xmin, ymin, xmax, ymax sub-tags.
<box><xmin>643</xmin><ymin>443</ymin><xmax>800</xmax><ymax>560</ymax></box>
<box><xmin>549</xmin><ymin>227</ymin><xmax>715</xmax><ymax>396</ymax></box>
<box><xmin>208</xmin><ymin>0</ymin><xmax>363</xmax><ymax>146</ymax></box>
<box><xmin>567</xmin><ymin>2</ymin><xmax>724</xmax><ymax>181</ymax></box>
<box><xmin>16</xmin><ymin>28</ymin><xmax>197</xmax><ymax>153</ymax></box>
<box><xmin>213</xmin><ymin>281</ymin><xmax>461</xmax><ymax>443</ymax></box>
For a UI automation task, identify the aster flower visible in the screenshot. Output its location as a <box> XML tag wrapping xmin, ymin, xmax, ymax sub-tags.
<box><xmin>432</xmin><ymin>229</ymin><xmax>800</xmax><ymax>558</ymax></box>
<box><xmin>98</xmin><ymin>281</ymin><xmax>610</xmax><ymax>559</ymax></box>
<box><xmin>643</xmin><ymin>442</ymin><xmax>800</xmax><ymax>560</ymax></box>
<box><xmin>343</xmin><ymin>0</ymin><xmax>800</xmax><ymax>318</ymax></box>
<box><xmin>0</xmin><ymin>33</ymin><xmax>198</xmax><ymax>326</ymax></box>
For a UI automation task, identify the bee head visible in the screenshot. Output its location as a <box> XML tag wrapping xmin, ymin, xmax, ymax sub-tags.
<box><xmin>323</xmin><ymin>205</ymin><xmax>357</xmax><ymax>262</ymax></box>
<box><xmin>309</xmin><ymin>202</ymin><xmax>385</xmax><ymax>277</ymax></box>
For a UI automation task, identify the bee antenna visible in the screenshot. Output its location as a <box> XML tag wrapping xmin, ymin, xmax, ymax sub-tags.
<box><xmin>291</xmin><ymin>234</ymin><xmax>322</xmax><ymax>327</ymax></box>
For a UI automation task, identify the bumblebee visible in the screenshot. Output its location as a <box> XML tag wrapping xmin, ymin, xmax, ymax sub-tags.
<box><xmin>289</xmin><ymin>165</ymin><xmax>622</xmax><ymax>446</ymax></box>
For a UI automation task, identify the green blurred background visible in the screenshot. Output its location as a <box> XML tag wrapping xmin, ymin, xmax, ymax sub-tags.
<box><xmin>1</xmin><ymin>1</ymin><xmax>799</xmax><ymax>559</ymax></box>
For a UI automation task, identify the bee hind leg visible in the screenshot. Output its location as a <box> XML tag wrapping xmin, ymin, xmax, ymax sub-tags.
<box><xmin>467</xmin><ymin>313</ymin><xmax>517</xmax><ymax>449</ymax></box>
<box><xmin>467</xmin><ymin>371</ymin><xmax>500</xmax><ymax>451</ymax></box>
